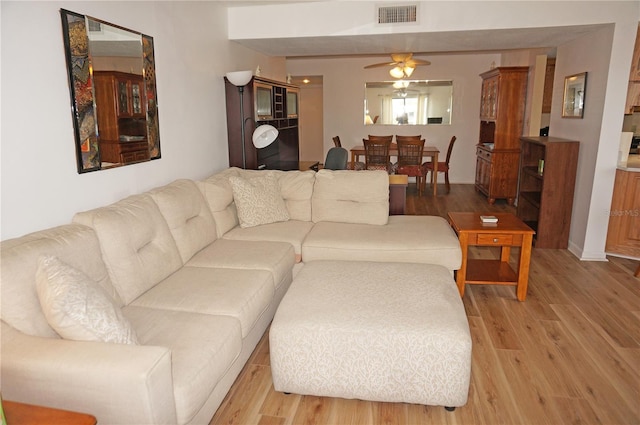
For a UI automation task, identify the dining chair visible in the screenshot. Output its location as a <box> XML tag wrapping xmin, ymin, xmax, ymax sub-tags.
<box><xmin>396</xmin><ymin>138</ymin><xmax>426</xmax><ymax>195</ymax></box>
<box><xmin>332</xmin><ymin>136</ymin><xmax>342</xmax><ymax>147</ymax></box>
<box><xmin>422</xmin><ymin>136</ymin><xmax>457</xmax><ymax>193</ymax></box>
<box><xmin>363</xmin><ymin>138</ymin><xmax>392</xmax><ymax>172</ymax></box>
<box><xmin>324</xmin><ymin>147</ymin><xmax>348</xmax><ymax>170</ymax></box>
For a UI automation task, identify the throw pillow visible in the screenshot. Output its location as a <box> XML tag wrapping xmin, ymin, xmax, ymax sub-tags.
<box><xmin>35</xmin><ymin>256</ymin><xmax>138</xmax><ymax>344</ymax></box>
<box><xmin>229</xmin><ymin>174</ymin><xmax>290</xmax><ymax>228</ymax></box>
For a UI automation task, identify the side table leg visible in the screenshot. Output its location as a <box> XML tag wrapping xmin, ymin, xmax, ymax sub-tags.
<box><xmin>457</xmin><ymin>233</ymin><xmax>468</xmax><ymax>297</ymax></box>
<box><xmin>516</xmin><ymin>234</ymin><xmax>534</xmax><ymax>301</ymax></box>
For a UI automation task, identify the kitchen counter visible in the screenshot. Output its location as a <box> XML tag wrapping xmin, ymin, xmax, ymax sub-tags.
<box><xmin>618</xmin><ymin>154</ymin><xmax>640</xmax><ymax>171</ymax></box>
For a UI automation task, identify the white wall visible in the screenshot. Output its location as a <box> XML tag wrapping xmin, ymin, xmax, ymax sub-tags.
<box><xmin>0</xmin><ymin>1</ymin><xmax>283</xmax><ymax>240</ymax></box>
<box><xmin>286</xmin><ymin>53</ymin><xmax>500</xmax><ymax>184</ymax></box>
<box><xmin>551</xmin><ymin>23</ymin><xmax>637</xmax><ymax>260</ymax></box>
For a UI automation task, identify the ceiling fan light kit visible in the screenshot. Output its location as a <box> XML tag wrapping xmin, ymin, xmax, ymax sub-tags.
<box><xmin>365</xmin><ymin>53</ymin><xmax>430</xmax><ymax>79</ymax></box>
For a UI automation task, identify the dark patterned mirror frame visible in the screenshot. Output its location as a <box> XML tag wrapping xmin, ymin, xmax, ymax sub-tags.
<box><xmin>60</xmin><ymin>9</ymin><xmax>161</xmax><ymax>173</ymax></box>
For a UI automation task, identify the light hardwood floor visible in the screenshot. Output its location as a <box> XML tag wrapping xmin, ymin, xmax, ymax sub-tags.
<box><xmin>210</xmin><ymin>183</ymin><xmax>640</xmax><ymax>425</ymax></box>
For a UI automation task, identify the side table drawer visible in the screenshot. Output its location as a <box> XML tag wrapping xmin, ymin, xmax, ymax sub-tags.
<box><xmin>476</xmin><ymin>233</ymin><xmax>514</xmax><ymax>245</ymax></box>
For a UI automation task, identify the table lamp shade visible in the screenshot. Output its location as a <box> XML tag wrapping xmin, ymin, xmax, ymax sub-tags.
<box><xmin>252</xmin><ymin>125</ymin><xmax>279</xmax><ymax>148</ymax></box>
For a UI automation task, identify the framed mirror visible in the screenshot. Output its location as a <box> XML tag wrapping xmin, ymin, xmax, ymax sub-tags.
<box><xmin>61</xmin><ymin>9</ymin><xmax>161</xmax><ymax>173</ymax></box>
<box><xmin>365</xmin><ymin>80</ymin><xmax>453</xmax><ymax>125</ymax></box>
<box><xmin>562</xmin><ymin>72</ymin><xmax>587</xmax><ymax>118</ymax></box>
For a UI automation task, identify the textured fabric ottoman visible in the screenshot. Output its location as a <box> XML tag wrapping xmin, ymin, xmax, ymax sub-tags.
<box><xmin>270</xmin><ymin>260</ymin><xmax>472</xmax><ymax>408</ymax></box>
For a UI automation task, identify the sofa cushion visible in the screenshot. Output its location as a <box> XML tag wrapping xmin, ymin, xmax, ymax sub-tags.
<box><xmin>229</xmin><ymin>174</ymin><xmax>290</xmax><ymax>228</ymax></box>
<box><xmin>197</xmin><ymin>168</ymin><xmax>240</xmax><ymax>238</ymax></box>
<box><xmin>130</xmin><ymin>266</ymin><xmax>274</xmax><ymax>338</ymax></box>
<box><xmin>149</xmin><ymin>179</ymin><xmax>217</xmax><ymax>263</ymax></box>
<box><xmin>302</xmin><ymin>215</ymin><xmax>462</xmax><ymax>271</ymax></box>
<box><xmin>222</xmin><ymin>220</ymin><xmax>314</xmax><ymax>260</ymax></box>
<box><xmin>73</xmin><ymin>194</ymin><xmax>183</xmax><ymax>305</ymax></box>
<box><xmin>0</xmin><ymin>224</ymin><xmax>120</xmax><ymax>338</ymax></box>
<box><xmin>36</xmin><ymin>256</ymin><xmax>138</xmax><ymax>344</ymax></box>
<box><xmin>186</xmin><ymin>239</ymin><xmax>295</xmax><ymax>292</ymax></box>
<box><xmin>312</xmin><ymin>170</ymin><xmax>389</xmax><ymax>225</ymax></box>
<box><xmin>123</xmin><ymin>306</ymin><xmax>241</xmax><ymax>425</ymax></box>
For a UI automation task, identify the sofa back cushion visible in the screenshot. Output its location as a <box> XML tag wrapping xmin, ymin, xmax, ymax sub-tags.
<box><xmin>0</xmin><ymin>224</ymin><xmax>120</xmax><ymax>338</ymax></box>
<box><xmin>197</xmin><ymin>168</ymin><xmax>241</xmax><ymax>238</ymax></box>
<box><xmin>149</xmin><ymin>179</ymin><xmax>217</xmax><ymax>263</ymax></box>
<box><xmin>312</xmin><ymin>170</ymin><xmax>389</xmax><ymax>225</ymax></box>
<box><xmin>198</xmin><ymin>168</ymin><xmax>315</xmax><ymax>237</ymax></box>
<box><xmin>73</xmin><ymin>194</ymin><xmax>183</xmax><ymax>305</ymax></box>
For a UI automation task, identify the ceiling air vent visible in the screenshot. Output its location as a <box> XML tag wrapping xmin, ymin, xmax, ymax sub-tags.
<box><xmin>377</xmin><ymin>5</ymin><xmax>417</xmax><ymax>24</ymax></box>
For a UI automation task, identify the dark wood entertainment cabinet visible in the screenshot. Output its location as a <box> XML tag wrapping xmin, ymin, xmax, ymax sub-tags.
<box><xmin>224</xmin><ymin>76</ymin><xmax>300</xmax><ymax>170</ymax></box>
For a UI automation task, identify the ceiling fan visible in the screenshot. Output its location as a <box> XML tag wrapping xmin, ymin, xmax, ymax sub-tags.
<box><xmin>364</xmin><ymin>53</ymin><xmax>431</xmax><ymax>78</ymax></box>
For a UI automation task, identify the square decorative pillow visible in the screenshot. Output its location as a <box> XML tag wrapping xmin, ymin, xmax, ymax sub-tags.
<box><xmin>229</xmin><ymin>174</ymin><xmax>290</xmax><ymax>228</ymax></box>
<box><xmin>35</xmin><ymin>256</ymin><xmax>138</xmax><ymax>344</ymax></box>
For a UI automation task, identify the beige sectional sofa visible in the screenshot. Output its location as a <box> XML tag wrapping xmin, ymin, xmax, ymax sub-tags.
<box><xmin>1</xmin><ymin>168</ymin><xmax>462</xmax><ymax>425</ymax></box>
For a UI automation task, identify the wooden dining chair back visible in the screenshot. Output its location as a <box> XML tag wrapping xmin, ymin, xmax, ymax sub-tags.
<box><xmin>332</xmin><ymin>136</ymin><xmax>342</xmax><ymax>147</ymax></box>
<box><xmin>363</xmin><ymin>138</ymin><xmax>392</xmax><ymax>172</ymax></box>
<box><xmin>422</xmin><ymin>136</ymin><xmax>457</xmax><ymax>193</ymax></box>
<box><xmin>396</xmin><ymin>138</ymin><xmax>426</xmax><ymax>195</ymax></box>
<box><xmin>367</xmin><ymin>135</ymin><xmax>393</xmax><ymax>143</ymax></box>
<box><xmin>396</xmin><ymin>135</ymin><xmax>422</xmax><ymax>143</ymax></box>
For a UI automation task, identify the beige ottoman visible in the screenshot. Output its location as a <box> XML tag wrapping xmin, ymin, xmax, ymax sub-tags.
<box><xmin>270</xmin><ymin>260</ymin><xmax>471</xmax><ymax>409</ymax></box>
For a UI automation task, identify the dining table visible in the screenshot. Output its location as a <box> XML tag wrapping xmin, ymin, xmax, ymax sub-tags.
<box><xmin>349</xmin><ymin>144</ymin><xmax>440</xmax><ymax>196</ymax></box>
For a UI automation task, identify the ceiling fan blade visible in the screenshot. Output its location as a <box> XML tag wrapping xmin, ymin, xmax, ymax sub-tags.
<box><xmin>407</xmin><ymin>58</ymin><xmax>431</xmax><ymax>67</ymax></box>
<box><xmin>364</xmin><ymin>61</ymin><xmax>399</xmax><ymax>69</ymax></box>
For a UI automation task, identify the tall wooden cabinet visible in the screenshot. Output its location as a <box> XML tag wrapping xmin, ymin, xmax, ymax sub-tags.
<box><xmin>517</xmin><ymin>136</ymin><xmax>579</xmax><ymax>249</ymax></box>
<box><xmin>93</xmin><ymin>71</ymin><xmax>150</xmax><ymax>164</ymax></box>
<box><xmin>224</xmin><ymin>76</ymin><xmax>300</xmax><ymax>170</ymax></box>
<box><xmin>475</xmin><ymin>67</ymin><xmax>529</xmax><ymax>204</ymax></box>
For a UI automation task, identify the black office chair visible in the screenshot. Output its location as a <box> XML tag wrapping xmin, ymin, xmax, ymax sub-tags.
<box><xmin>324</xmin><ymin>147</ymin><xmax>348</xmax><ymax>170</ymax></box>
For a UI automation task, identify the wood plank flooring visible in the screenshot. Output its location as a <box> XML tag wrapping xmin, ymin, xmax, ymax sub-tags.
<box><xmin>210</xmin><ymin>183</ymin><xmax>640</xmax><ymax>425</ymax></box>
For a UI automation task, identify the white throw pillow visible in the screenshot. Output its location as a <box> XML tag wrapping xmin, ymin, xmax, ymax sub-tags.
<box><xmin>229</xmin><ymin>174</ymin><xmax>290</xmax><ymax>228</ymax></box>
<box><xmin>35</xmin><ymin>256</ymin><xmax>138</xmax><ymax>344</ymax></box>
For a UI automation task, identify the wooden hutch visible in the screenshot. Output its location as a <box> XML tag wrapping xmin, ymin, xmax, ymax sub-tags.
<box><xmin>475</xmin><ymin>66</ymin><xmax>529</xmax><ymax>204</ymax></box>
<box><xmin>93</xmin><ymin>71</ymin><xmax>150</xmax><ymax>164</ymax></box>
<box><xmin>224</xmin><ymin>76</ymin><xmax>300</xmax><ymax>170</ymax></box>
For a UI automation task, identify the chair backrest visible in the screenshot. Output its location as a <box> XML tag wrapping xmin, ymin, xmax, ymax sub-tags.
<box><xmin>396</xmin><ymin>135</ymin><xmax>422</xmax><ymax>144</ymax></box>
<box><xmin>396</xmin><ymin>138</ymin><xmax>425</xmax><ymax>167</ymax></box>
<box><xmin>445</xmin><ymin>136</ymin><xmax>457</xmax><ymax>165</ymax></box>
<box><xmin>363</xmin><ymin>138</ymin><xmax>391</xmax><ymax>171</ymax></box>
<box><xmin>332</xmin><ymin>136</ymin><xmax>342</xmax><ymax>147</ymax></box>
<box><xmin>324</xmin><ymin>147</ymin><xmax>348</xmax><ymax>170</ymax></box>
<box><xmin>367</xmin><ymin>135</ymin><xmax>393</xmax><ymax>143</ymax></box>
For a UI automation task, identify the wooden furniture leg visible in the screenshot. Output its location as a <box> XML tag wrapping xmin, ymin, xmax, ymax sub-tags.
<box><xmin>635</xmin><ymin>263</ymin><xmax>640</xmax><ymax>277</ymax></box>
<box><xmin>516</xmin><ymin>233</ymin><xmax>534</xmax><ymax>301</ymax></box>
<box><xmin>456</xmin><ymin>232</ymin><xmax>469</xmax><ymax>297</ymax></box>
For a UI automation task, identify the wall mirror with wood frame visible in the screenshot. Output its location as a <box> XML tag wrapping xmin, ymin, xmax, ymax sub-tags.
<box><xmin>364</xmin><ymin>80</ymin><xmax>453</xmax><ymax>126</ymax></box>
<box><xmin>61</xmin><ymin>9</ymin><xmax>161</xmax><ymax>173</ymax></box>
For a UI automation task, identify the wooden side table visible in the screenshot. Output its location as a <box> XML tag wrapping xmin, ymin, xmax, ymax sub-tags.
<box><xmin>2</xmin><ymin>400</ymin><xmax>96</xmax><ymax>425</ymax></box>
<box><xmin>448</xmin><ymin>212</ymin><xmax>535</xmax><ymax>301</ymax></box>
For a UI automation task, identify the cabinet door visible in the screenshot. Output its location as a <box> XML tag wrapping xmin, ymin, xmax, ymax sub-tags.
<box><xmin>475</xmin><ymin>149</ymin><xmax>491</xmax><ymax>194</ymax></box>
<box><xmin>606</xmin><ymin>170</ymin><xmax>640</xmax><ymax>257</ymax></box>
<box><xmin>480</xmin><ymin>76</ymin><xmax>498</xmax><ymax>120</ymax></box>
<box><xmin>117</xmin><ymin>80</ymin><xmax>130</xmax><ymax>116</ymax></box>
<box><xmin>130</xmin><ymin>81</ymin><xmax>145</xmax><ymax>115</ymax></box>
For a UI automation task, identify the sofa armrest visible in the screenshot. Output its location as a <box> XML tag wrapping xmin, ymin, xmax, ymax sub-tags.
<box><xmin>1</xmin><ymin>322</ymin><xmax>177</xmax><ymax>425</ymax></box>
